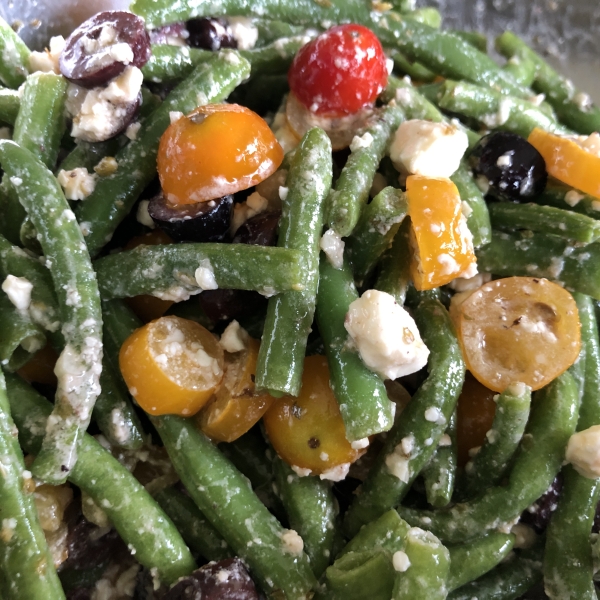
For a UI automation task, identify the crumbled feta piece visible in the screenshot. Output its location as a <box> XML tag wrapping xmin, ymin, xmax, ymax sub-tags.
<box><xmin>230</xmin><ymin>191</ymin><xmax>269</xmax><ymax>234</ymax></box>
<box><xmin>574</xmin><ymin>92</ymin><xmax>593</xmax><ymax>111</ymax></box>
<box><xmin>271</xmin><ymin>106</ymin><xmax>300</xmax><ymax>153</ymax></box>
<box><xmin>2</xmin><ymin>275</ymin><xmax>33</xmax><ymax>311</ymax></box>
<box><xmin>291</xmin><ymin>465</ymin><xmax>312</xmax><ymax>477</ymax></box>
<box><xmin>169</xmin><ymin>111</ymin><xmax>184</xmax><ymax>124</ymax></box>
<box><xmin>125</xmin><ymin>121</ymin><xmax>141</xmax><ymax>140</ymax></box>
<box><xmin>136</xmin><ymin>200</ymin><xmax>155</xmax><ymax>228</ymax></box>
<box><xmin>320</xmin><ymin>229</ymin><xmax>345</xmax><ymax>269</ymax></box>
<box><xmin>57</xmin><ymin>168</ymin><xmax>97</xmax><ymax>200</ymax></box>
<box><xmin>228</xmin><ymin>17</ymin><xmax>259</xmax><ymax>50</ymax></box>
<box><xmin>447</xmin><ymin>272</ymin><xmax>492</xmax><ymax>292</ymax></box>
<box><xmin>350</xmin><ymin>437</ymin><xmax>370</xmax><ymax>450</ymax></box>
<box><xmin>439</xmin><ymin>434</ymin><xmax>452</xmax><ymax>447</ymax></box>
<box><xmin>278</xmin><ymin>186</ymin><xmax>289</xmax><ymax>201</ymax></box>
<box><xmin>319</xmin><ymin>463</ymin><xmax>351</xmax><ymax>482</ymax></box>
<box><xmin>220</xmin><ymin>320</ymin><xmax>249</xmax><ymax>353</ymax></box>
<box><xmin>511</xmin><ymin>523</ymin><xmax>537</xmax><ymax>549</ymax></box>
<box><xmin>385</xmin><ymin>451</ymin><xmax>410</xmax><ymax>482</ymax></box>
<box><xmin>566</xmin><ymin>424</ymin><xmax>600</xmax><ymax>478</ymax></box>
<box><xmin>567</xmin><ymin>132</ymin><xmax>600</xmax><ymax>158</ymax></box>
<box><xmin>28</xmin><ymin>35</ymin><xmax>65</xmax><ymax>74</ymax></box>
<box><xmin>564</xmin><ymin>190</ymin><xmax>585</xmax><ymax>207</ymax></box>
<box><xmin>392</xmin><ymin>550</ymin><xmax>411</xmax><ymax>572</ymax></box>
<box><xmin>389</xmin><ymin>120</ymin><xmax>468</xmax><ymax>178</ymax></box>
<box><xmin>349</xmin><ymin>131</ymin><xmax>374</xmax><ymax>152</ymax></box>
<box><xmin>496</xmin><ymin>151</ymin><xmax>513</xmax><ymax>167</ymax></box>
<box><xmin>281</xmin><ymin>529</ymin><xmax>304</xmax><ymax>556</ymax></box>
<box><xmin>345</xmin><ymin>289</ymin><xmax>430</xmax><ymax>380</ymax></box>
<box><xmin>195</xmin><ymin>259</ymin><xmax>218</xmax><ymax>291</ymax></box>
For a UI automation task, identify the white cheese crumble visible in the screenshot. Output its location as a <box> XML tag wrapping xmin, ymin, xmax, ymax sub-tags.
<box><xmin>319</xmin><ymin>463</ymin><xmax>351</xmax><ymax>482</ymax></box>
<box><xmin>280</xmin><ymin>529</ymin><xmax>304</xmax><ymax>556</ymax></box>
<box><xmin>2</xmin><ymin>275</ymin><xmax>33</xmax><ymax>311</ymax></box>
<box><xmin>28</xmin><ymin>35</ymin><xmax>65</xmax><ymax>74</ymax></box>
<box><xmin>194</xmin><ymin>259</ymin><xmax>218</xmax><ymax>291</ymax></box>
<box><xmin>291</xmin><ymin>465</ymin><xmax>312</xmax><ymax>477</ymax></box>
<box><xmin>392</xmin><ymin>550</ymin><xmax>411</xmax><ymax>572</ymax></box>
<box><xmin>125</xmin><ymin>121</ymin><xmax>141</xmax><ymax>140</ymax></box>
<box><xmin>567</xmin><ymin>132</ymin><xmax>600</xmax><ymax>158</ymax></box>
<box><xmin>231</xmin><ymin>191</ymin><xmax>269</xmax><ymax>235</ymax></box>
<box><xmin>447</xmin><ymin>272</ymin><xmax>491</xmax><ymax>292</ymax></box>
<box><xmin>389</xmin><ymin>120</ymin><xmax>468</xmax><ymax>178</ymax></box>
<box><xmin>228</xmin><ymin>17</ymin><xmax>259</xmax><ymax>50</ymax></box>
<box><xmin>345</xmin><ymin>289</ymin><xmax>430</xmax><ymax>380</ymax></box>
<box><xmin>320</xmin><ymin>229</ymin><xmax>345</xmax><ymax>269</ymax></box>
<box><xmin>57</xmin><ymin>168</ymin><xmax>97</xmax><ymax>201</ymax></box>
<box><xmin>566</xmin><ymin>424</ymin><xmax>600</xmax><ymax>479</ymax></box>
<box><xmin>219</xmin><ymin>320</ymin><xmax>249</xmax><ymax>353</ymax></box>
<box><xmin>136</xmin><ymin>200</ymin><xmax>155</xmax><ymax>228</ymax></box>
<box><xmin>564</xmin><ymin>190</ymin><xmax>585</xmax><ymax>207</ymax></box>
<box><xmin>349</xmin><ymin>131</ymin><xmax>374</xmax><ymax>152</ymax></box>
<box><xmin>350</xmin><ymin>437</ymin><xmax>370</xmax><ymax>450</ymax></box>
<box><xmin>169</xmin><ymin>111</ymin><xmax>184</xmax><ymax>124</ymax></box>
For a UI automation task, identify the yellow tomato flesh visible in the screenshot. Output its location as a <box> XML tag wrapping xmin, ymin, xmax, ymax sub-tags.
<box><xmin>263</xmin><ymin>355</ymin><xmax>364</xmax><ymax>476</ymax></box>
<box><xmin>119</xmin><ymin>316</ymin><xmax>224</xmax><ymax>416</ymax></box>
<box><xmin>454</xmin><ymin>277</ymin><xmax>581</xmax><ymax>392</ymax></box>
<box><xmin>157</xmin><ymin>103</ymin><xmax>284</xmax><ymax>205</ymax></box>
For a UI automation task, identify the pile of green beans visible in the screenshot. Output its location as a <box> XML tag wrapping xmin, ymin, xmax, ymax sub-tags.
<box><xmin>0</xmin><ymin>1</ymin><xmax>599</xmax><ymax>598</ymax></box>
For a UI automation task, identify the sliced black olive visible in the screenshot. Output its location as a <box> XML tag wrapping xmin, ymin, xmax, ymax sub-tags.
<box><xmin>233</xmin><ymin>211</ymin><xmax>281</xmax><ymax>247</ymax></box>
<box><xmin>163</xmin><ymin>558</ymin><xmax>259</xmax><ymax>600</ymax></box>
<box><xmin>60</xmin><ymin>11</ymin><xmax>151</xmax><ymax>88</ymax></box>
<box><xmin>148</xmin><ymin>194</ymin><xmax>233</xmax><ymax>243</ymax></box>
<box><xmin>520</xmin><ymin>474</ymin><xmax>562</xmax><ymax>532</ymax></box>
<box><xmin>199</xmin><ymin>289</ymin><xmax>267</xmax><ymax>324</ymax></box>
<box><xmin>186</xmin><ymin>17</ymin><xmax>237</xmax><ymax>51</ymax></box>
<box><xmin>468</xmin><ymin>131</ymin><xmax>548</xmax><ymax>202</ymax></box>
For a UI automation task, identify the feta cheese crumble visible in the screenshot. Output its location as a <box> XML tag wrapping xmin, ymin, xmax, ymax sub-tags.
<box><xmin>194</xmin><ymin>259</ymin><xmax>218</xmax><ymax>291</ymax></box>
<box><xmin>345</xmin><ymin>289</ymin><xmax>430</xmax><ymax>380</ymax></box>
<box><xmin>57</xmin><ymin>168</ymin><xmax>97</xmax><ymax>200</ymax></box>
<box><xmin>389</xmin><ymin>120</ymin><xmax>468</xmax><ymax>178</ymax></box>
<box><xmin>2</xmin><ymin>275</ymin><xmax>33</xmax><ymax>311</ymax></box>
<box><xmin>392</xmin><ymin>550</ymin><xmax>411</xmax><ymax>572</ymax></box>
<box><xmin>29</xmin><ymin>36</ymin><xmax>65</xmax><ymax>74</ymax></box>
<box><xmin>219</xmin><ymin>320</ymin><xmax>249</xmax><ymax>353</ymax></box>
<box><xmin>566</xmin><ymin>424</ymin><xmax>600</xmax><ymax>479</ymax></box>
<box><xmin>280</xmin><ymin>529</ymin><xmax>304</xmax><ymax>556</ymax></box>
<box><xmin>320</xmin><ymin>229</ymin><xmax>345</xmax><ymax>269</ymax></box>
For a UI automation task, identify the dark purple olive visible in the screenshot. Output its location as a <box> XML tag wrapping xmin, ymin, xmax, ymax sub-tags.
<box><xmin>233</xmin><ymin>211</ymin><xmax>281</xmax><ymax>247</ymax></box>
<box><xmin>60</xmin><ymin>11</ymin><xmax>151</xmax><ymax>88</ymax></box>
<box><xmin>199</xmin><ymin>289</ymin><xmax>266</xmax><ymax>324</ymax></box>
<box><xmin>468</xmin><ymin>131</ymin><xmax>548</xmax><ymax>202</ymax></box>
<box><xmin>186</xmin><ymin>17</ymin><xmax>237</xmax><ymax>51</ymax></box>
<box><xmin>148</xmin><ymin>194</ymin><xmax>233</xmax><ymax>243</ymax></box>
<box><xmin>164</xmin><ymin>558</ymin><xmax>259</xmax><ymax>600</ymax></box>
<box><xmin>149</xmin><ymin>22</ymin><xmax>188</xmax><ymax>46</ymax></box>
<box><xmin>520</xmin><ymin>474</ymin><xmax>563</xmax><ymax>532</ymax></box>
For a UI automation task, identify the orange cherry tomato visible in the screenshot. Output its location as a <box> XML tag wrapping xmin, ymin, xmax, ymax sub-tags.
<box><xmin>197</xmin><ymin>338</ymin><xmax>275</xmax><ymax>443</ymax></box>
<box><xmin>455</xmin><ymin>277</ymin><xmax>581</xmax><ymax>392</ymax></box>
<box><xmin>157</xmin><ymin>103</ymin><xmax>284</xmax><ymax>206</ymax></box>
<box><xmin>263</xmin><ymin>355</ymin><xmax>364</xmax><ymax>476</ymax></box>
<box><xmin>406</xmin><ymin>175</ymin><xmax>477</xmax><ymax>291</ymax></box>
<box><xmin>16</xmin><ymin>344</ymin><xmax>58</xmax><ymax>386</ymax></box>
<box><xmin>528</xmin><ymin>127</ymin><xmax>600</xmax><ymax>199</ymax></box>
<box><xmin>119</xmin><ymin>316</ymin><xmax>224</xmax><ymax>416</ymax></box>
<box><xmin>124</xmin><ymin>230</ymin><xmax>174</xmax><ymax>322</ymax></box>
<box><xmin>455</xmin><ymin>373</ymin><xmax>497</xmax><ymax>467</ymax></box>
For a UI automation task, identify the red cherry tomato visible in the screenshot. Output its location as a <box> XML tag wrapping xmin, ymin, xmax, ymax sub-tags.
<box><xmin>288</xmin><ymin>24</ymin><xmax>388</xmax><ymax>118</ymax></box>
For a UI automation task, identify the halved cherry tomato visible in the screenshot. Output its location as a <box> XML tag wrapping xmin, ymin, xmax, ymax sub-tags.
<box><xmin>263</xmin><ymin>355</ymin><xmax>364</xmax><ymax>476</ymax></box>
<box><xmin>454</xmin><ymin>277</ymin><xmax>581</xmax><ymax>392</ymax></box>
<box><xmin>157</xmin><ymin>103</ymin><xmax>284</xmax><ymax>206</ymax></box>
<box><xmin>119</xmin><ymin>316</ymin><xmax>224</xmax><ymax>416</ymax></box>
<box><xmin>528</xmin><ymin>127</ymin><xmax>600</xmax><ymax>199</ymax></box>
<box><xmin>124</xmin><ymin>230</ymin><xmax>174</xmax><ymax>322</ymax></box>
<box><xmin>288</xmin><ymin>24</ymin><xmax>388</xmax><ymax>118</ymax></box>
<box><xmin>455</xmin><ymin>373</ymin><xmax>497</xmax><ymax>467</ymax></box>
<box><xmin>407</xmin><ymin>175</ymin><xmax>477</xmax><ymax>290</ymax></box>
<box><xmin>197</xmin><ymin>338</ymin><xmax>275</xmax><ymax>443</ymax></box>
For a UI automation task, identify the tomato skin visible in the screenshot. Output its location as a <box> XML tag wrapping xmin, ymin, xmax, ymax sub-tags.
<box><xmin>288</xmin><ymin>24</ymin><xmax>388</xmax><ymax>118</ymax></box>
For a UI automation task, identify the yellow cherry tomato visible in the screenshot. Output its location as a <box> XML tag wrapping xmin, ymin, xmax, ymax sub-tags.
<box><xmin>119</xmin><ymin>316</ymin><xmax>224</xmax><ymax>416</ymax></box>
<box><xmin>157</xmin><ymin>103</ymin><xmax>284</xmax><ymax>205</ymax></box>
<box><xmin>197</xmin><ymin>338</ymin><xmax>275</xmax><ymax>443</ymax></box>
<box><xmin>263</xmin><ymin>355</ymin><xmax>364</xmax><ymax>476</ymax></box>
<box><xmin>455</xmin><ymin>277</ymin><xmax>581</xmax><ymax>392</ymax></box>
<box><xmin>406</xmin><ymin>175</ymin><xmax>477</xmax><ymax>291</ymax></box>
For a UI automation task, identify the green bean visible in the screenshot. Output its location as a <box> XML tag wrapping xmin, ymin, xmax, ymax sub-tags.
<box><xmin>397</xmin><ymin>372</ymin><xmax>579</xmax><ymax>544</ymax></box>
<box><xmin>544</xmin><ymin>294</ymin><xmax>600</xmax><ymax>600</ymax></box>
<box><xmin>273</xmin><ymin>456</ymin><xmax>338</xmax><ymax>578</ymax></box>
<box><xmin>446</xmin><ymin>532</ymin><xmax>515</xmax><ymax>592</ymax></box>
<box><xmin>5</xmin><ymin>372</ymin><xmax>196</xmax><ymax>584</ymax></box>
<box><xmin>448</xmin><ymin>544</ymin><xmax>544</xmax><ymax>600</ymax></box>
<box><xmin>346</xmin><ymin>186</ymin><xmax>407</xmax><ymax>286</ymax></box>
<box><xmin>475</xmin><ymin>230</ymin><xmax>600</xmax><ymax>301</ymax></box>
<box><xmin>144</xmin><ymin>37</ymin><xmax>310</xmax><ymax>83</ymax></box>
<box><xmin>95</xmin><ymin>243</ymin><xmax>305</xmax><ymax>300</ymax></box>
<box><xmin>501</xmin><ymin>54</ymin><xmax>537</xmax><ymax>88</ymax></box>
<box><xmin>489</xmin><ymin>202</ymin><xmax>600</xmax><ymax>244</ymax></box>
<box><xmin>343</xmin><ymin>298</ymin><xmax>465</xmax><ymax>537</ymax></box>
<box><xmin>316</xmin><ymin>256</ymin><xmax>395</xmax><ymax>441</ymax></box>
<box><xmin>0</xmin><ymin>370</ymin><xmax>64</xmax><ymax>600</ymax></box>
<box><xmin>422</xmin><ymin>409</ymin><xmax>457</xmax><ymax>508</ymax></box>
<box><xmin>389</xmin><ymin>49</ymin><xmax>436</xmax><ymax>82</ymax></box>
<box><xmin>57</xmin><ymin>137</ymin><xmax>124</xmax><ymax>174</ymax></box>
<box><xmin>455</xmin><ymin>30</ymin><xmax>488</xmax><ymax>53</ymax></box>
<box><xmin>436</xmin><ymin>80</ymin><xmax>569</xmax><ymax>138</ymax></box>
<box><xmin>75</xmin><ymin>52</ymin><xmax>250</xmax><ymax>257</ymax></box>
<box><xmin>322</xmin><ymin>550</ymin><xmax>396</xmax><ymax>600</ymax></box>
<box><xmin>403</xmin><ymin>7</ymin><xmax>442</xmax><ymax>28</ymax></box>
<box><xmin>154</xmin><ymin>486</ymin><xmax>233</xmax><ymax>562</ymax></box>
<box><xmin>0</xmin><ymin>87</ymin><xmax>19</xmax><ymax>125</ymax></box>
<box><xmin>152</xmin><ymin>413</ymin><xmax>318</xmax><ymax>599</ymax></box>
<box><xmin>255</xmin><ymin>127</ymin><xmax>332</xmax><ymax>397</ymax></box>
<box><xmin>0</xmin><ymin>291</ymin><xmax>46</xmax><ymax>371</ymax></box>
<box><xmin>101</xmin><ymin>299</ymin><xmax>143</xmax><ymax>369</ymax></box>
<box><xmin>0</xmin><ymin>17</ymin><xmax>30</xmax><ymax>88</ymax></box>
<box><xmin>496</xmin><ymin>31</ymin><xmax>600</xmax><ymax>135</ymax></box>
<box><xmin>460</xmin><ymin>382</ymin><xmax>531</xmax><ymax>500</ymax></box>
<box><xmin>534</xmin><ymin>181</ymin><xmax>600</xmax><ymax>220</ymax></box>
<box><xmin>392</xmin><ymin>527</ymin><xmax>450</xmax><ymax>600</ymax></box>
<box><xmin>0</xmin><ymin>140</ymin><xmax>103</xmax><ymax>485</ymax></box>
<box><xmin>255</xmin><ymin>18</ymin><xmax>312</xmax><ymax>45</ymax></box>
<box><xmin>240</xmin><ymin>73</ymin><xmax>289</xmax><ymax>115</ymax></box>
<box><xmin>327</xmin><ymin>105</ymin><xmax>404</xmax><ymax>237</ymax></box>
<box><xmin>450</xmin><ymin>163</ymin><xmax>492</xmax><ymax>248</ymax></box>
<box><xmin>374</xmin><ymin>219</ymin><xmax>412</xmax><ymax>306</ymax></box>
